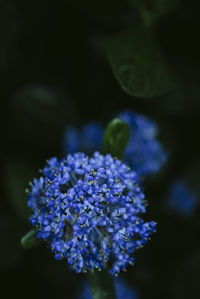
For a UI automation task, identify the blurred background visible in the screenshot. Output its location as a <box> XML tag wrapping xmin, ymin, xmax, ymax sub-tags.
<box><xmin>1</xmin><ymin>1</ymin><xmax>200</xmax><ymax>298</ymax></box>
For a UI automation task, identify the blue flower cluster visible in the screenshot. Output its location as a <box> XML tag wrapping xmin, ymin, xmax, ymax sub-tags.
<box><xmin>64</xmin><ymin>111</ymin><xmax>167</xmax><ymax>177</ymax></box>
<box><xmin>28</xmin><ymin>152</ymin><xmax>156</xmax><ymax>275</ymax></box>
<box><xmin>78</xmin><ymin>277</ymin><xmax>138</xmax><ymax>299</ymax></box>
<box><xmin>167</xmin><ymin>180</ymin><xmax>198</xmax><ymax>215</ymax></box>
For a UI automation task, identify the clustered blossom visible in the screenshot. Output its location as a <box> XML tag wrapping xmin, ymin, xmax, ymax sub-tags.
<box><xmin>64</xmin><ymin>110</ymin><xmax>167</xmax><ymax>177</ymax></box>
<box><xmin>28</xmin><ymin>152</ymin><xmax>156</xmax><ymax>275</ymax></box>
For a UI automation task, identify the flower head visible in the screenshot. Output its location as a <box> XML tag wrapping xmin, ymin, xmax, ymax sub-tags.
<box><xmin>28</xmin><ymin>152</ymin><xmax>156</xmax><ymax>275</ymax></box>
<box><xmin>64</xmin><ymin>110</ymin><xmax>167</xmax><ymax>177</ymax></box>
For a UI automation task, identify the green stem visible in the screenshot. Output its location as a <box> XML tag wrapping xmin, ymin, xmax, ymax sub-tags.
<box><xmin>88</xmin><ymin>270</ymin><xmax>116</xmax><ymax>299</ymax></box>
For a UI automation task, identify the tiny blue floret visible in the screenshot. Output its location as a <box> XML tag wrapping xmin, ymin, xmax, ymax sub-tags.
<box><xmin>28</xmin><ymin>152</ymin><xmax>156</xmax><ymax>275</ymax></box>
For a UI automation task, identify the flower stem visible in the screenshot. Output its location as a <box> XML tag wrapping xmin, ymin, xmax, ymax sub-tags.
<box><xmin>88</xmin><ymin>270</ymin><xmax>116</xmax><ymax>299</ymax></box>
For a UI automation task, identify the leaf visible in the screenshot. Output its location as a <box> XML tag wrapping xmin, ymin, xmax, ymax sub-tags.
<box><xmin>102</xmin><ymin>118</ymin><xmax>129</xmax><ymax>160</ymax></box>
<box><xmin>129</xmin><ymin>0</ymin><xmax>179</xmax><ymax>26</ymax></box>
<box><xmin>21</xmin><ymin>230</ymin><xmax>42</xmax><ymax>249</ymax></box>
<box><xmin>4</xmin><ymin>157</ymin><xmax>35</xmax><ymax>222</ymax></box>
<box><xmin>105</xmin><ymin>26</ymin><xmax>175</xmax><ymax>98</ymax></box>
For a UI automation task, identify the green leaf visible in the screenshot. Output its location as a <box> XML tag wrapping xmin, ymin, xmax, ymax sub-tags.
<box><xmin>129</xmin><ymin>0</ymin><xmax>179</xmax><ymax>26</ymax></box>
<box><xmin>21</xmin><ymin>230</ymin><xmax>42</xmax><ymax>249</ymax></box>
<box><xmin>102</xmin><ymin>118</ymin><xmax>129</xmax><ymax>160</ymax></box>
<box><xmin>4</xmin><ymin>157</ymin><xmax>35</xmax><ymax>222</ymax></box>
<box><xmin>105</xmin><ymin>26</ymin><xmax>175</xmax><ymax>98</ymax></box>
<box><xmin>88</xmin><ymin>270</ymin><xmax>116</xmax><ymax>299</ymax></box>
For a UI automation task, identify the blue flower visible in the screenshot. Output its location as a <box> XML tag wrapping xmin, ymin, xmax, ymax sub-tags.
<box><xmin>77</xmin><ymin>277</ymin><xmax>138</xmax><ymax>299</ymax></box>
<box><xmin>167</xmin><ymin>180</ymin><xmax>198</xmax><ymax>215</ymax></box>
<box><xmin>64</xmin><ymin>111</ymin><xmax>167</xmax><ymax>177</ymax></box>
<box><xmin>64</xmin><ymin>123</ymin><xmax>104</xmax><ymax>156</ymax></box>
<box><xmin>118</xmin><ymin>111</ymin><xmax>167</xmax><ymax>177</ymax></box>
<box><xmin>64</xmin><ymin>126</ymin><xmax>80</xmax><ymax>154</ymax></box>
<box><xmin>27</xmin><ymin>152</ymin><xmax>156</xmax><ymax>275</ymax></box>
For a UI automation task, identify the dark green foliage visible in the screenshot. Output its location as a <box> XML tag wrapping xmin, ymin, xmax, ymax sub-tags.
<box><xmin>105</xmin><ymin>26</ymin><xmax>174</xmax><ymax>98</ymax></box>
<box><xmin>4</xmin><ymin>158</ymin><xmax>34</xmax><ymax>222</ymax></box>
<box><xmin>129</xmin><ymin>0</ymin><xmax>178</xmax><ymax>26</ymax></box>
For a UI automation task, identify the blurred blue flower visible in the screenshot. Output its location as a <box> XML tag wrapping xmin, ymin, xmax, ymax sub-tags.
<box><xmin>77</xmin><ymin>277</ymin><xmax>138</xmax><ymax>299</ymax></box>
<box><xmin>64</xmin><ymin>123</ymin><xmax>104</xmax><ymax>156</ymax></box>
<box><xmin>118</xmin><ymin>110</ymin><xmax>167</xmax><ymax>177</ymax></box>
<box><xmin>64</xmin><ymin>111</ymin><xmax>167</xmax><ymax>177</ymax></box>
<box><xmin>167</xmin><ymin>180</ymin><xmax>198</xmax><ymax>215</ymax></box>
<box><xmin>64</xmin><ymin>125</ymin><xmax>80</xmax><ymax>154</ymax></box>
<box><xmin>27</xmin><ymin>152</ymin><xmax>156</xmax><ymax>275</ymax></box>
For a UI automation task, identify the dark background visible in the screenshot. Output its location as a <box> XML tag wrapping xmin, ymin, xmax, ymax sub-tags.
<box><xmin>1</xmin><ymin>1</ymin><xmax>200</xmax><ymax>298</ymax></box>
